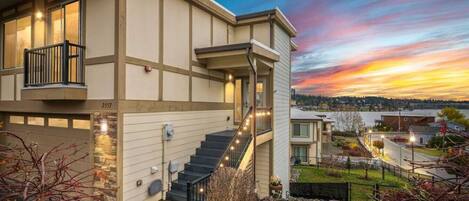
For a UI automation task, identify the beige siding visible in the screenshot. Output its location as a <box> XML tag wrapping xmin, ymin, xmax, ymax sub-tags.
<box><xmin>15</xmin><ymin>74</ymin><xmax>23</xmax><ymax>101</ymax></box>
<box><xmin>273</xmin><ymin>23</ymin><xmax>291</xmax><ymax>197</ymax></box>
<box><xmin>234</xmin><ymin>25</ymin><xmax>250</xmax><ymax>43</ymax></box>
<box><xmin>253</xmin><ymin>23</ymin><xmax>270</xmax><ymax>46</ymax></box>
<box><xmin>125</xmin><ymin>64</ymin><xmax>159</xmax><ymax>100</ymax></box>
<box><xmin>192</xmin><ymin>6</ymin><xmax>211</xmax><ymax>61</ymax></box>
<box><xmin>256</xmin><ymin>142</ymin><xmax>271</xmax><ymax>198</ymax></box>
<box><xmin>85</xmin><ymin>63</ymin><xmax>114</xmax><ymax>99</ymax></box>
<box><xmin>85</xmin><ymin>0</ymin><xmax>114</xmax><ymax>58</ymax></box>
<box><xmin>1</xmin><ymin>75</ymin><xmax>14</xmax><ymax>101</ymax></box>
<box><xmin>162</xmin><ymin>72</ymin><xmax>189</xmax><ymax>101</ymax></box>
<box><xmin>163</xmin><ymin>0</ymin><xmax>189</xmax><ymax>70</ymax></box>
<box><xmin>126</xmin><ymin>0</ymin><xmax>159</xmax><ymax>62</ymax></box>
<box><xmin>212</xmin><ymin>17</ymin><xmax>227</xmax><ymax>46</ymax></box>
<box><xmin>123</xmin><ymin>110</ymin><xmax>233</xmax><ymax>201</ymax></box>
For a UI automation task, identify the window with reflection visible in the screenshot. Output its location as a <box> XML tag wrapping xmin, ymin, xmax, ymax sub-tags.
<box><xmin>3</xmin><ymin>16</ymin><xmax>31</xmax><ymax>69</ymax></box>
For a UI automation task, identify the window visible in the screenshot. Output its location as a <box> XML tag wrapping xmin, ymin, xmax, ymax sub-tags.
<box><xmin>9</xmin><ymin>115</ymin><xmax>24</xmax><ymax>124</ymax></box>
<box><xmin>73</xmin><ymin>119</ymin><xmax>90</xmax><ymax>129</ymax></box>
<box><xmin>3</xmin><ymin>16</ymin><xmax>31</xmax><ymax>69</ymax></box>
<box><xmin>47</xmin><ymin>1</ymin><xmax>80</xmax><ymax>44</ymax></box>
<box><xmin>27</xmin><ymin>117</ymin><xmax>45</xmax><ymax>126</ymax></box>
<box><xmin>48</xmin><ymin>118</ymin><xmax>68</xmax><ymax>128</ymax></box>
<box><xmin>293</xmin><ymin>146</ymin><xmax>308</xmax><ymax>163</ymax></box>
<box><xmin>292</xmin><ymin>123</ymin><xmax>309</xmax><ymax>137</ymax></box>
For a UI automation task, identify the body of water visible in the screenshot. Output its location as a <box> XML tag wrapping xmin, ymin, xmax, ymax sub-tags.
<box><xmin>319</xmin><ymin>109</ymin><xmax>469</xmax><ymax>128</ymax></box>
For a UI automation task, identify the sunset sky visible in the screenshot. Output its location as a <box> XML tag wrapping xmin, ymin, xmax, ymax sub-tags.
<box><xmin>216</xmin><ymin>0</ymin><xmax>469</xmax><ymax>101</ymax></box>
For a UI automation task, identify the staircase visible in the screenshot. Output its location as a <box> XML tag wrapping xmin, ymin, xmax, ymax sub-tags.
<box><xmin>166</xmin><ymin>130</ymin><xmax>242</xmax><ymax>201</ymax></box>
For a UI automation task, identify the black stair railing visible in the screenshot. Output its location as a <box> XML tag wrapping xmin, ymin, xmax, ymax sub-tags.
<box><xmin>23</xmin><ymin>40</ymin><xmax>85</xmax><ymax>87</ymax></box>
<box><xmin>186</xmin><ymin>107</ymin><xmax>273</xmax><ymax>201</ymax></box>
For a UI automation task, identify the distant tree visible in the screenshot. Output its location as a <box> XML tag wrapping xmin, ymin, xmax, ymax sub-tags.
<box><xmin>438</xmin><ymin>107</ymin><xmax>469</xmax><ymax>129</ymax></box>
<box><xmin>332</xmin><ymin>111</ymin><xmax>364</xmax><ymax>132</ymax></box>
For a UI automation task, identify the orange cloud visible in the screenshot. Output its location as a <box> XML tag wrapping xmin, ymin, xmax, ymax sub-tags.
<box><xmin>293</xmin><ymin>48</ymin><xmax>469</xmax><ymax>101</ymax></box>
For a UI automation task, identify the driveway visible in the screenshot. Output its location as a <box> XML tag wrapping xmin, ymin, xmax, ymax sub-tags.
<box><xmin>362</xmin><ymin>135</ymin><xmax>453</xmax><ymax>179</ymax></box>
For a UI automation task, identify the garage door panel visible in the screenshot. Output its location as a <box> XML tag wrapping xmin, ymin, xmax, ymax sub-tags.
<box><xmin>4</xmin><ymin>114</ymin><xmax>92</xmax><ymax>174</ymax></box>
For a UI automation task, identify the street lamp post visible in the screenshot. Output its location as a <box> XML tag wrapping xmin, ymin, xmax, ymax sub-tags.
<box><xmin>381</xmin><ymin>134</ymin><xmax>385</xmax><ymax>157</ymax></box>
<box><xmin>410</xmin><ymin>135</ymin><xmax>416</xmax><ymax>173</ymax></box>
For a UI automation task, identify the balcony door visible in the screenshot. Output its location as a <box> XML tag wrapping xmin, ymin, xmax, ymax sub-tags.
<box><xmin>47</xmin><ymin>1</ymin><xmax>80</xmax><ymax>83</ymax></box>
<box><xmin>47</xmin><ymin>1</ymin><xmax>80</xmax><ymax>45</ymax></box>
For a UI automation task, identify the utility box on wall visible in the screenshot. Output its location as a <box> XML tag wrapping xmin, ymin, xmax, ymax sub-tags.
<box><xmin>163</xmin><ymin>123</ymin><xmax>174</xmax><ymax>141</ymax></box>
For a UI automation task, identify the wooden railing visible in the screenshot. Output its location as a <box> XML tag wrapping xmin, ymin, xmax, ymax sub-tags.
<box><xmin>24</xmin><ymin>40</ymin><xmax>85</xmax><ymax>87</ymax></box>
<box><xmin>187</xmin><ymin>107</ymin><xmax>273</xmax><ymax>201</ymax></box>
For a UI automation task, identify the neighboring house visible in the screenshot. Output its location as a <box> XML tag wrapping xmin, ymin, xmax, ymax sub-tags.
<box><xmin>0</xmin><ymin>0</ymin><xmax>296</xmax><ymax>200</ymax></box>
<box><xmin>316</xmin><ymin>114</ymin><xmax>333</xmax><ymax>143</ymax></box>
<box><xmin>290</xmin><ymin>108</ymin><xmax>325</xmax><ymax>165</ymax></box>
<box><xmin>380</xmin><ymin>115</ymin><xmax>435</xmax><ymax>132</ymax></box>
<box><xmin>409</xmin><ymin>125</ymin><xmax>439</xmax><ymax>145</ymax></box>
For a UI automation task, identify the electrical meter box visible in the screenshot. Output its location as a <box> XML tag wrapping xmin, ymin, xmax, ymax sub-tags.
<box><xmin>168</xmin><ymin>160</ymin><xmax>179</xmax><ymax>174</ymax></box>
<box><xmin>163</xmin><ymin>123</ymin><xmax>174</xmax><ymax>141</ymax></box>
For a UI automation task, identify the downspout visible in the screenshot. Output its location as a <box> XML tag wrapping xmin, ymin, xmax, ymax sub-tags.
<box><xmin>245</xmin><ymin>47</ymin><xmax>257</xmax><ymax>186</ymax></box>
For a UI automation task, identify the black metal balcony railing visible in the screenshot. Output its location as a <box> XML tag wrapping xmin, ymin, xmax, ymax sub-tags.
<box><xmin>24</xmin><ymin>40</ymin><xmax>85</xmax><ymax>87</ymax></box>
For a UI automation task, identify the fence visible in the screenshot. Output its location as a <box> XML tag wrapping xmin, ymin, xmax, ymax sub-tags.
<box><xmin>290</xmin><ymin>182</ymin><xmax>351</xmax><ymax>201</ymax></box>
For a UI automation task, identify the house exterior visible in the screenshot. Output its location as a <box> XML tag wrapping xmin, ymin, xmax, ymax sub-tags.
<box><xmin>379</xmin><ymin>114</ymin><xmax>435</xmax><ymax>132</ymax></box>
<box><xmin>0</xmin><ymin>0</ymin><xmax>296</xmax><ymax>200</ymax></box>
<box><xmin>290</xmin><ymin>108</ymin><xmax>328</xmax><ymax>165</ymax></box>
<box><xmin>409</xmin><ymin>125</ymin><xmax>439</xmax><ymax>145</ymax></box>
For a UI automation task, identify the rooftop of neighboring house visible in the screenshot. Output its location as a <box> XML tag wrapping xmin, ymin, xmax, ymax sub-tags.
<box><xmin>291</xmin><ymin>108</ymin><xmax>325</xmax><ymax>121</ymax></box>
<box><xmin>409</xmin><ymin>125</ymin><xmax>440</xmax><ymax>135</ymax></box>
<box><xmin>381</xmin><ymin>114</ymin><xmax>435</xmax><ymax>118</ymax></box>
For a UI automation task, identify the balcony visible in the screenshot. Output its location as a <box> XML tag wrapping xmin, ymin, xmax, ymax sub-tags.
<box><xmin>21</xmin><ymin>41</ymin><xmax>86</xmax><ymax>100</ymax></box>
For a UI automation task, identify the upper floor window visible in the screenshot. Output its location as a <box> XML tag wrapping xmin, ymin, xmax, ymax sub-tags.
<box><xmin>292</xmin><ymin>123</ymin><xmax>309</xmax><ymax>137</ymax></box>
<box><xmin>48</xmin><ymin>1</ymin><xmax>80</xmax><ymax>45</ymax></box>
<box><xmin>3</xmin><ymin>16</ymin><xmax>32</xmax><ymax>69</ymax></box>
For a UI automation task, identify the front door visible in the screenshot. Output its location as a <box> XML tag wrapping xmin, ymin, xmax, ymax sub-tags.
<box><xmin>234</xmin><ymin>77</ymin><xmax>268</xmax><ymax>123</ymax></box>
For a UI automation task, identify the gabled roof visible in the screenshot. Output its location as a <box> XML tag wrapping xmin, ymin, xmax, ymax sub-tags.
<box><xmin>291</xmin><ymin>108</ymin><xmax>323</xmax><ymax>121</ymax></box>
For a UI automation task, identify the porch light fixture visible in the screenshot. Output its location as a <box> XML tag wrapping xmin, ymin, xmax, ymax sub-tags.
<box><xmin>228</xmin><ymin>74</ymin><xmax>233</xmax><ymax>81</ymax></box>
<box><xmin>100</xmin><ymin>119</ymin><xmax>108</xmax><ymax>133</ymax></box>
<box><xmin>35</xmin><ymin>11</ymin><xmax>43</xmax><ymax>20</ymax></box>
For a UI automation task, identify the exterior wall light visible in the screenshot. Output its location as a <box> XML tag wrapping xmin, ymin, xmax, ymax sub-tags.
<box><xmin>100</xmin><ymin>119</ymin><xmax>108</xmax><ymax>133</ymax></box>
<box><xmin>35</xmin><ymin>11</ymin><xmax>43</xmax><ymax>20</ymax></box>
<box><xmin>228</xmin><ymin>74</ymin><xmax>233</xmax><ymax>81</ymax></box>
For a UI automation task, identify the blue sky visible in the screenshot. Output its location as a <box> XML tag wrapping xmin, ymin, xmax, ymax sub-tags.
<box><xmin>216</xmin><ymin>0</ymin><xmax>469</xmax><ymax>100</ymax></box>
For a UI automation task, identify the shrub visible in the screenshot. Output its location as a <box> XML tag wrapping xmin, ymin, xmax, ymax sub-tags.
<box><xmin>372</xmin><ymin>140</ymin><xmax>384</xmax><ymax>149</ymax></box>
<box><xmin>427</xmin><ymin>135</ymin><xmax>465</xmax><ymax>148</ymax></box>
<box><xmin>207</xmin><ymin>167</ymin><xmax>257</xmax><ymax>201</ymax></box>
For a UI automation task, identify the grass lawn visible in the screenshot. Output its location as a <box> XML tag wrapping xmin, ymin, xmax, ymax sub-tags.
<box><xmin>294</xmin><ymin>165</ymin><xmax>409</xmax><ymax>201</ymax></box>
<box><xmin>413</xmin><ymin>147</ymin><xmax>446</xmax><ymax>157</ymax></box>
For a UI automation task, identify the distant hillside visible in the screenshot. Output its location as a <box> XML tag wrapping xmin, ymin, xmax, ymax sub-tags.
<box><xmin>292</xmin><ymin>95</ymin><xmax>469</xmax><ymax>111</ymax></box>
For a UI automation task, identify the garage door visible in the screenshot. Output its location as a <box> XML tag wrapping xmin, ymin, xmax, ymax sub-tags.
<box><xmin>4</xmin><ymin>113</ymin><xmax>92</xmax><ymax>174</ymax></box>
